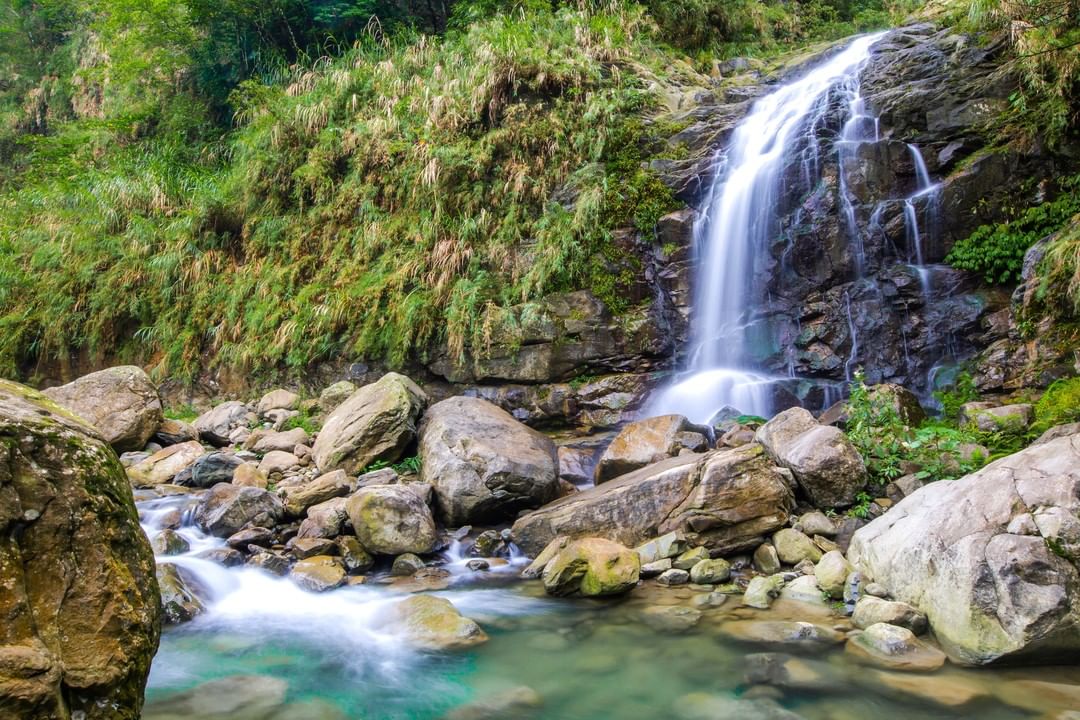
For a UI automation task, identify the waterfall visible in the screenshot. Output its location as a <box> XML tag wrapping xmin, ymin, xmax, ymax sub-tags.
<box><xmin>648</xmin><ymin>33</ymin><xmax>885</xmax><ymax>425</ymax></box>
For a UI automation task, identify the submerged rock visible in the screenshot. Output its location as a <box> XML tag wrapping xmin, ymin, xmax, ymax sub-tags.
<box><xmin>849</xmin><ymin>433</ymin><xmax>1080</xmax><ymax>665</ymax></box>
<box><xmin>719</xmin><ymin>620</ymin><xmax>845</xmax><ymax>648</ymax></box>
<box><xmin>440</xmin><ymin>686</ymin><xmax>542</xmax><ymax>720</ymax></box>
<box><xmin>388</xmin><ymin>595</ymin><xmax>488</xmax><ymax>651</ymax></box>
<box><xmin>419</xmin><ymin>396</ymin><xmax>559</xmax><ymax>525</ymax></box>
<box><xmin>0</xmin><ymin>379</ymin><xmax>160</xmax><ymax>719</ymax></box>
<box><xmin>42</xmin><ymin>365</ymin><xmax>164</xmax><ymax>452</ymax></box>
<box><xmin>290</xmin><ymin>556</ymin><xmax>347</xmax><ymax>592</ymax></box>
<box><xmin>312</xmin><ymin>372</ymin><xmax>427</xmax><ymax>474</ymax></box>
<box><xmin>541</xmin><ymin>538</ymin><xmax>640</xmax><ymax>597</ymax></box>
<box><xmin>845</xmin><ymin>622</ymin><xmax>946</xmax><ymax>671</ymax></box>
<box><xmin>142</xmin><ymin>674</ymin><xmax>289</xmax><ymax>719</ymax></box>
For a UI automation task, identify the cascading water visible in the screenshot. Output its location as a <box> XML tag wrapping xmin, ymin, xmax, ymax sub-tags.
<box><xmin>648</xmin><ymin>33</ymin><xmax>885</xmax><ymax>425</ymax></box>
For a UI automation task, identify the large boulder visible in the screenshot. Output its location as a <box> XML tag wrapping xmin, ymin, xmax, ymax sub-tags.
<box><xmin>756</xmin><ymin>407</ymin><xmax>867</xmax><ymax>507</ymax></box>
<box><xmin>512</xmin><ymin>444</ymin><xmax>795</xmax><ymax>556</ymax></box>
<box><xmin>125</xmin><ymin>440</ymin><xmax>205</xmax><ymax>487</ymax></box>
<box><xmin>848</xmin><ymin>433</ymin><xmax>1080</xmax><ymax>665</ymax></box>
<box><xmin>0</xmin><ymin>379</ymin><xmax>160</xmax><ymax>719</ymax></box>
<box><xmin>42</xmin><ymin>366</ymin><xmax>163</xmax><ymax>452</ymax></box>
<box><xmin>593</xmin><ymin>414</ymin><xmax>709</xmax><ymax>484</ymax></box>
<box><xmin>281</xmin><ymin>470</ymin><xmax>355</xmax><ymax>517</ymax></box>
<box><xmin>193</xmin><ymin>401</ymin><xmax>252</xmax><ymax>447</ymax></box>
<box><xmin>540</xmin><ymin>538</ymin><xmax>640</xmax><ymax>597</ymax></box>
<box><xmin>345</xmin><ymin>484</ymin><xmax>437</xmax><ymax>555</ymax></box>
<box><xmin>312</xmin><ymin>373</ymin><xmax>427</xmax><ymax>473</ymax></box>
<box><xmin>419</xmin><ymin>396</ymin><xmax>559</xmax><ymax>525</ymax></box>
<box><xmin>193</xmin><ymin>483</ymin><xmax>284</xmax><ymax>537</ymax></box>
<box><xmin>386</xmin><ymin>595</ymin><xmax>488</xmax><ymax>651</ymax></box>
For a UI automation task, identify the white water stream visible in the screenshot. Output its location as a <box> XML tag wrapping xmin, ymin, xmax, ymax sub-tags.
<box><xmin>649</xmin><ymin>33</ymin><xmax>885</xmax><ymax>424</ymax></box>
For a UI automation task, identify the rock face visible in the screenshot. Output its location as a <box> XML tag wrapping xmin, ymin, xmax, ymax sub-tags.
<box><xmin>512</xmin><ymin>444</ymin><xmax>795</xmax><ymax>556</ymax></box>
<box><xmin>756</xmin><ymin>408</ymin><xmax>867</xmax><ymax>507</ymax></box>
<box><xmin>541</xmin><ymin>538</ymin><xmax>640</xmax><ymax>597</ymax></box>
<box><xmin>0</xmin><ymin>379</ymin><xmax>160</xmax><ymax>719</ymax></box>
<box><xmin>593</xmin><ymin>414</ymin><xmax>710</xmax><ymax>483</ymax></box>
<box><xmin>313</xmin><ymin>372</ymin><xmax>427</xmax><ymax>474</ymax></box>
<box><xmin>42</xmin><ymin>366</ymin><xmax>163</xmax><ymax>452</ymax></box>
<box><xmin>420</xmin><ymin>396</ymin><xmax>559</xmax><ymax>525</ymax></box>
<box><xmin>848</xmin><ymin>433</ymin><xmax>1080</xmax><ymax>665</ymax></box>
<box><xmin>346</xmin><ymin>484</ymin><xmax>437</xmax><ymax>555</ymax></box>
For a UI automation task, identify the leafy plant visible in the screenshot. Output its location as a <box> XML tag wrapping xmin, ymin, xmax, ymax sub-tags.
<box><xmin>164</xmin><ymin>404</ymin><xmax>199</xmax><ymax>422</ymax></box>
<box><xmin>847</xmin><ymin>491</ymin><xmax>873</xmax><ymax>519</ymax></box>
<box><xmin>932</xmin><ymin>371</ymin><xmax>979</xmax><ymax>422</ymax></box>
<box><xmin>393</xmin><ymin>455</ymin><xmax>422</xmax><ymax>474</ymax></box>
<box><xmin>282</xmin><ymin>410</ymin><xmax>319</xmax><ymax>434</ymax></box>
<box><xmin>1032</xmin><ymin>376</ymin><xmax>1080</xmax><ymax>435</ymax></box>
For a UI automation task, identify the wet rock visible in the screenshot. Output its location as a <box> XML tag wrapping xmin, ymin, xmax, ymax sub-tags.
<box><xmin>185</xmin><ymin>451</ymin><xmax>245</xmax><ymax>488</ymax></box>
<box><xmin>780</xmin><ymin>575</ymin><xmax>829</xmax><ymax>607</ymax></box>
<box><xmin>197</xmin><ymin>547</ymin><xmax>244</xmax><ymax>567</ymax></box>
<box><xmin>742</xmin><ymin>575</ymin><xmax>785</xmax><ymax>609</ymax></box>
<box><xmin>656</xmin><ymin>568</ymin><xmax>690</xmax><ymax>586</ymax></box>
<box><xmin>297</xmin><ymin>496</ymin><xmax>349</xmax><ymax>539</ymax></box>
<box><xmin>996</xmin><ymin>679</ymin><xmax>1080</xmax><ymax>714</ymax></box>
<box><xmin>871</xmin><ymin>670</ymin><xmax>988</xmax><ymax>708</ymax></box>
<box><xmin>336</xmin><ymin>536</ymin><xmax>374</xmax><ymax>573</ymax></box>
<box><xmin>157</xmin><ymin>563</ymin><xmax>206</xmax><ymax>624</ymax></box>
<box><xmin>641</xmin><ymin>558</ymin><xmax>673</xmax><ymax>578</ymax></box>
<box><xmin>815</xmin><ymin>550</ymin><xmax>852</xmax><ymax>599</ymax></box>
<box><xmin>312</xmin><ymin>372</ymin><xmax>427</xmax><ymax>474</ymax></box>
<box><xmin>440</xmin><ymin>686</ymin><xmax>542</xmax><ymax>720</ymax></box>
<box><xmin>392</xmin><ymin>553</ymin><xmax>426</xmax><ymax>576</ymax></box>
<box><xmin>593</xmin><ymin>414</ymin><xmax>710</xmax><ymax>483</ymax></box>
<box><xmin>0</xmin><ymin>379</ymin><xmax>160</xmax><ymax>719</ymax></box>
<box><xmin>193</xmin><ymin>401</ymin><xmax>252</xmax><ymax>447</ymax></box>
<box><xmin>542</xmin><ymin>538</ymin><xmax>640</xmax><ymax>597</ymax></box>
<box><xmin>291</xmin><ymin>556</ymin><xmax>346</xmax><ymax>592</ymax></box>
<box><xmin>127</xmin><ymin>440</ymin><xmax>205</xmax><ymax>487</ymax></box>
<box><xmin>673</xmin><ymin>546</ymin><xmax>709</xmax><ymax>570</ymax></box>
<box><xmin>388</xmin><ymin>595</ymin><xmax>488</xmax><ymax>651</ymax></box>
<box><xmin>756</xmin><ymin>407</ymin><xmax>868</xmax><ymax>507</ymax></box>
<box><xmin>753</xmin><ymin>543</ymin><xmax>781</xmax><ymax>575</ymax></box>
<box><xmin>290</xmin><ymin>537</ymin><xmax>336</xmax><ymax>560</ymax></box>
<box><xmin>852</xmin><ymin>596</ymin><xmax>927</xmax><ymax>634</ymax></box>
<box><xmin>419</xmin><ymin>396</ymin><xmax>559</xmax><ymax>525</ymax></box>
<box><xmin>142</xmin><ymin>674</ymin><xmax>288</xmax><ymax>719</ymax></box>
<box><xmin>845</xmin><ymin>623</ymin><xmax>946</xmax><ymax>671</ymax></box>
<box><xmin>226</xmin><ymin>526</ymin><xmax>274</xmax><ymax>550</ymax></box>
<box><xmin>689</xmin><ymin>558</ymin><xmax>731</xmax><ymax>584</ymax></box>
<box><xmin>772</xmin><ymin>528</ymin><xmax>822</xmax><ymax>565</ymax></box>
<box><xmin>635</xmin><ymin>532</ymin><xmax>685</xmax><ymax>564</ymax></box>
<box><xmin>512</xmin><ymin>444</ymin><xmax>794</xmax><ymax>557</ymax></box>
<box><xmin>849</xmin><ymin>434</ymin><xmax>1080</xmax><ymax>664</ymax></box>
<box><xmin>42</xmin><ymin>365</ymin><xmax>163</xmax><ymax>452</ymax></box>
<box><xmin>281</xmin><ymin>469</ymin><xmax>354</xmax><ymax>517</ymax></box>
<box><xmin>720</xmin><ymin>620</ymin><xmax>845</xmax><ymax>648</ymax></box>
<box><xmin>151</xmin><ymin>528</ymin><xmax>191</xmax><ymax>556</ymax></box>
<box><xmin>257</xmin><ymin>388</ymin><xmax>299</xmax><ymax>416</ymax></box>
<box><xmin>247</xmin><ymin>550</ymin><xmax>290</xmax><ymax>576</ymax></box>
<box><xmin>346</xmin><ymin>484</ymin><xmax>437</xmax><ymax>555</ymax></box>
<box><xmin>194</xmin><ymin>483</ymin><xmax>284</xmax><ymax>537</ymax></box>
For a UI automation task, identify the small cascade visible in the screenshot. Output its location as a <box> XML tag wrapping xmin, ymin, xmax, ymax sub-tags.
<box><xmin>842</xmin><ymin>289</ymin><xmax>860</xmax><ymax>382</ymax></box>
<box><xmin>648</xmin><ymin>33</ymin><xmax>885</xmax><ymax>424</ymax></box>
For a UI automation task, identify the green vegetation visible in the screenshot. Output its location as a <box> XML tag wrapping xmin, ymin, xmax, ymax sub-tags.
<box><xmin>932</xmin><ymin>370</ymin><xmax>979</xmax><ymax>421</ymax></box>
<box><xmin>282</xmin><ymin>408</ymin><xmax>320</xmax><ymax>434</ymax></box>
<box><xmin>1031</xmin><ymin>376</ymin><xmax>1080</xmax><ymax>435</ymax></box>
<box><xmin>946</xmin><ymin>174</ymin><xmax>1080</xmax><ymax>284</ymax></box>
<box><xmin>163</xmin><ymin>404</ymin><xmax>200</xmax><ymax>422</ymax></box>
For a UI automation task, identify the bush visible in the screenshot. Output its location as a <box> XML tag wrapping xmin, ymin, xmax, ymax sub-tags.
<box><xmin>1032</xmin><ymin>377</ymin><xmax>1080</xmax><ymax>435</ymax></box>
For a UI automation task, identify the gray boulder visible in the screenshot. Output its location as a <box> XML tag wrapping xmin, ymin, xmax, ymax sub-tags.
<box><xmin>185</xmin><ymin>451</ymin><xmax>244</xmax><ymax>488</ymax></box>
<box><xmin>313</xmin><ymin>372</ymin><xmax>427</xmax><ymax>473</ymax></box>
<box><xmin>849</xmin><ymin>433</ymin><xmax>1080</xmax><ymax>665</ymax></box>
<box><xmin>420</xmin><ymin>396</ymin><xmax>559</xmax><ymax>525</ymax></box>
<box><xmin>346</xmin><ymin>484</ymin><xmax>437</xmax><ymax>555</ymax></box>
<box><xmin>42</xmin><ymin>365</ymin><xmax>163</xmax><ymax>452</ymax></box>
<box><xmin>193</xmin><ymin>483</ymin><xmax>284</xmax><ymax>537</ymax></box>
<box><xmin>193</xmin><ymin>401</ymin><xmax>252</xmax><ymax>447</ymax></box>
<box><xmin>756</xmin><ymin>407</ymin><xmax>867</xmax><ymax>507</ymax></box>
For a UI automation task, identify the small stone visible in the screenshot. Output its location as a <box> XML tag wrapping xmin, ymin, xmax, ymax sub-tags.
<box><xmin>753</xmin><ymin>544</ymin><xmax>781</xmax><ymax>575</ymax></box>
<box><xmin>258</xmin><ymin>450</ymin><xmax>300</xmax><ymax>476</ymax></box>
<box><xmin>291</xmin><ymin>555</ymin><xmax>346</xmax><ymax>592</ymax></box>
<box><xmin>814</xmin><ymin>550</ymin><xmax>852</xmax><ymax>599</ymax></box>
<box><xmin>247</xmin><ymin>550</ymin><xmax>290</xmax><ymax>575</ymax></box>
<box><xmin>641</xmin><ymin>558</ymin><xmax>673</xmax><ymax>578</ymax></box>
<box><xmin>673</xmin><ymin>546</ymin><xmax>710</xmax><ymax>570</ymax></box>
<box><xmin>656</xmin><ymin>568</ymin><xmax>690</xmax><ymax>586</ymax></box>
<box><xmin>226</xmin><ymin>527</ymin><xmax>274</xmax><ymax>550</ymax></box>
<box><xmin>290</xmin><ymin>537</ymin><xmax>337</xmax><ymax>560</ymax></box>
<box><xmin>336</xmin><ymin>536</ymin><xmax>374</xmax><ymax>573</ymax></box>
<box><xmin>772</xmin><ymin>528</ymin><xmax>822</xmax><ymax>565</ymax></box>
<box><xmin>743</xmin><ymin>575</ymin><xmax>785</xmax><ymax>609</ymax></box>
<box><xmin>196</xmin><ymin>547</ymin><xmax>244</xmax><ymax>567</ymax></box>
<box><xmin>467</xmin><ymin>559</ymin><xmax>490</xmax><ymax>572</ymax></box>
<box><xmin>635</xmin><ymin>532</ymin><xmax>684</xmax><ymax>564</ymax></box>
<box><xmin>813</xmin><ymin>535</ymin><xmax>839</xmax><ymax>553</ymax></box>
<box><xmin>852</xmin><ymin>596</ymin><xmax>927</xmax><ymax>634</ymax></box>
<box><xmin>864</xmin><ymin>582</ymin><xmax>889</xmax><ymax>598</ymax></box>
<box><xmin>232</xmin><ymin>462</ymin><xmax>268</xmax><ymax>489</ymax></box>
<box><xmin>797</xmin><ymin>510</ymin><xmax>837</xmax><ymax>537</ymax></box>
<box><xmin>151</xmin><ymin>529</ymin><xmax>190</xmax><ymax>556</ymax></box>
<box><xmin>780</xmin><ymin>575</ymin><xmax>828</xmax><ymax>607</ymax></box>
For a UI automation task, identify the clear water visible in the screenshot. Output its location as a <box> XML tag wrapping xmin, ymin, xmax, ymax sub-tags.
<box><xmin>142</xmin><ymin>493</ymin><xmax>1080</xmax><ymax>720</ymax></box>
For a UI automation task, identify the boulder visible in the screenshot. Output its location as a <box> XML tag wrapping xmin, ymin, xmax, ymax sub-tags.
<box><xmin>257</xmin><ymin>388</ymin><xmax>299</xmax><ymax>415</ymax></box>
<box><xmin>249</xmin><ymin>427</ymin><xmax>310</xmax><ymax>454</ymax></box>
<box><xmin>391</xmin><ymin>553</ymin><xmax>426</xmax><ymax>576</ymax></box>
<box><xmin>290</xmin><ymin>556</ymin><xmax>346</xmax><ymax>592</ymax></box>
<box><xmin>282</xmin><ymin>470</ymin><xmax>355</xmax><ymax>517</ymax></box>
<box><xmin>656</xmin><ymin>568</ymin><xmax>690</xmax><ymax>586</ymax></box>
<box><xmin>193</xmin><ymin>483</ymin><xmax>284</xmax><ymax>537</ymax></box>
<box><xmin>226</xmin><ymin>526</ymin><xmax>274</xmax><ymax>550</ymax></box>
<box><xmin>756</xmin><ymin>407</ymin><xmax>868</xmax><ymax>507</ymax></box>
<box><xmin>420</xmin><ymin>396</ymin><xmax>559</xmax><ymax>525</ymax></box>
<box><xmin>289</xmin><ymin>537</ymin><xmax>336</xmax><ymax>559</ymax></box>
<box><xmin>845</xmin><ymin>623</ymin><xmax>946</xmax><ymax>671</ymax></box>
<box><xmin>635</xmin><ymin>532</ymin><xmax>684</xmax><ymax>564</ymax></box>
<box><xmin>719</xmin><ymin>621</ymin><xmax>845</xmax><ymax>648</ymax></box>
<box><xmin>780</xmin><ymin>575</ymin><xmax>829</xmax><ymax>607</ymax></box>
<box><xmin>153</xmin><ymin>418</ymin><xmax>198</xmax><ymax>447</ymax></box>
<box><xmin>388</xmin><ymin>595</ymin><xmax>488</xmax><ymax>651</ymax></box>
<box><xmin>346</xmin><ymin>484</ymin><xmax>437</xmax><ymax>555</ymax></box>
<box><xmin>753</xmin><ymin>543</ymin><xmax>781</xmax><ymax>575</ymax></box>
<box><xmin>157</xmin><ymin>563</ymin><xmax>206</xmax><ymax>624</ymax></box>
<box><xmin>150</xmin><ymin>529</ymin><xmax>190</xmax><ymax>556</ymax></box>
<box><xmin>126</xmin><ymin>440</ymin><xmax>205</xmax><ymax>487</ymax></box>
<box><xmin>593</xmin><ymin>414</ymin><xmax>709</xmax><ymax>483</ymax></box>
<box><xmin>772</xmin><ymin>529</ymin><xmax>822</xmax><ymax>565</ymax></box>
<box><xmin>869</xmin><ymin>383</ymin><xmax>927</xmax><ymax>426</ymax></box>
<box><xmin>319</xmin><ymin>381</ymin><xmax>357</xmax><ymax>412</ymax></box>
<box><xmin>972</xmin><ymin>403</ymin><xmax>1034</xmax><ymax>433</ymax></box>
<box><xmin>852</xmin><ymin>596</ymin><xmax>927</xmax><ymax>634</ymax></box>
<box><xmin>689</xmin><ymin>558</ymin><xmax>731</xmax><ymax>584</ymax></box>
<box><xmin>232</xmin><ymin>462</ymin><xmax>268</xmax><ymax>489</ymax></box>
<box><xmin>742</xmin><ymin>575</ymin><xmax>785</xmax><ymax>609</ymax></box>
<box><xmin>258</xmin><ymin>450</ymin><xmax>300</xmax><ymax>476</ymax></box>
<box><xmin>193</xmin><ymin>401</ymin><xmax>252</xmax><ymax>447</ymax></box>
<box><xmin>185</xmin><ymin>451</ymin><xmax>244</xmax><ymax>488</ymax></box>
<box><xmin>512</xmin><ymin>444</ymin><xmax>795</xmax><ymax>556</ymax></box>
<box><xmin>848</xmin><ymin>433</ymin><xmax>1080</xmax><ymax>665</ymax></box>
<box><xmin>672</xmin><ymin>546</ymin><xmax>709</xmax><ymax>570</ymax></box>
<box><xmin>42</xmin><ymin>366</ymin><xmax>163</xmax><ymax>452</ymax></box>
<box><xmin>337</xmin><ymin>536</ymin><xmax>374</xmax><ymax>572</ymax></box>
<box><xmin>297</xmin><ymin>497</ymin><xmax>350</xmax><ymax>539</ymax></box>
<box><xmin>312</xmin><ymin>372</ymin><xmax>427</xmax><ymax>474</ymax></box>
<box><xmin>815</xmin><ymin>550</ymin><xmax>852</xmax><ymax>599</ymax></box>
<box><xmin>541</xmin><ymin>538</ymin><xmax>640</xmax><ymax>597</ymax></box>
<box><xmin>0</xmin><ymin>379</ymin><xmax>160</xmax><ymax>719</ymax></box>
